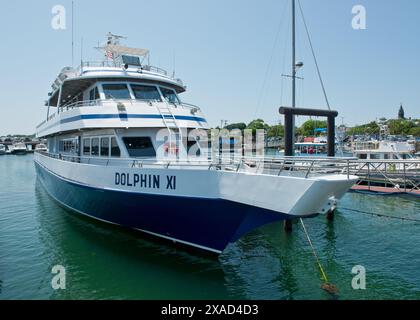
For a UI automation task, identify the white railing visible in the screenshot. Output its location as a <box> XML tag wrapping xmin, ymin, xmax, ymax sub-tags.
<box><xmin>79</xmin><ymin>61</ymin><xmax>179</xmax><ymax>79</ymax></box>
<box><xmin>59</xmin><ymin>99</ymin><xmax>201</xmax><ymax>113</ymax></box>
<box><xmin>37</xmin><ymin>152</ymin><xmax>360</xmax><ymax>180</ymax></box>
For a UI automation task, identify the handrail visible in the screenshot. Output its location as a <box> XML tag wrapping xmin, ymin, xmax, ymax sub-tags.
<box><xmin>36</xmin><ymin>151</ymin><xmax>368</xmax><ymax>180</ymax></box>
<box><xmin>80</xmin><ymin>61</ymin><xmax>170</xmax><ymax>78</ymax></box>
<box><xmin>58</xmin><ymin>99</ymin><xmax>201</xmax><ymax>113</ymax></box>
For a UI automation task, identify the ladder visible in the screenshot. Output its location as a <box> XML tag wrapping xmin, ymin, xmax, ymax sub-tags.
<box><xmin>156</xmin><ymin>102</ymin><xmax>181</xmax><ymax>158</ymax></box>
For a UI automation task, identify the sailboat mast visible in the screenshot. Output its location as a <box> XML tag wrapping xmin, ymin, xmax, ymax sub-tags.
<box><xmin>292</xmin><ymin>0</ymin><xmax>296</xmax><ymax>108</ymax></box>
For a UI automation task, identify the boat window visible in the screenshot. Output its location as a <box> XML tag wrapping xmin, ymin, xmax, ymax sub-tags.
<box><xmin>102</xmin><ymin>84</ymin><xmax>131</xmax><ymax>100</ymax></box>
<box><xmin>111</xmin><ymin>137</ymin><xmax>120</xmax><ymax>157</ymax></box>
<box><xmin>101</xmin><ymin>137</ymin><xmax>110</xmax><ymax>157</ymax></box>
<box><xmin>131</xmin><ymin>84</ymin><xmax>161</xmax><ymax>101</ymax></box>
<box><xmin>123</xmin><ymin>137</ymin><xmax>156</xmax><ymax>157</ymax></box>
<box><xmin>384</xmin><ymin>154</ymin><xmax>390</xmax><ymax>160</ymax></box>
<box><xmin>160</xmin><ymin>87</ymin><xmax>180</xmax><ymax>104</ymax></box>
<box><xmin>91</xmin><ymin>138</ymin><xmax>99</xmax><ymax>156</ymax></box>
<box><xmin>187</xmin><ymin>140</ymin><xmax>201</xmax><ymax>157</ymax></box>
<box><xmin>59</xmin><ymin>139</ymin><xmax>78</xmax><ymax>154</ymax></box>
<box><xmin>83</xmin><ymin>138</ymin><xmax>91</xmax><ymax>156</ymax></box>
<box><xmin>89</xmin><ymin>86</ymin><xmax>100</xmax><ymax>101</ymax></box>
<box><xmin>359</xmin><ymin>154</ymin><xmax>367</xmax><ymax>160</ymax></box>
<box><xmin>370</xmin><ymin>154</ymin><xmax>381</xmax><ymax>160</ymax></box>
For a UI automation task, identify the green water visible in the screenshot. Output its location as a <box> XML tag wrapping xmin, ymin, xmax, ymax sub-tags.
<box><xmin>0</xmin><ymin>154</ymin><xmax>419</xmax><ymax>300</ymax></box>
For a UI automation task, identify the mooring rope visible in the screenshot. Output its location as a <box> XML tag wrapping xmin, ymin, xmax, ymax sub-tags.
<box><xmin>299</xmin><ymin>218</ymin><xmax>338</xmax><ymax>295</ymax></box>
<box><xmin>341</xmin><ymin>207</ymin><xmax>420</xmax><ymax>223</ymax></box>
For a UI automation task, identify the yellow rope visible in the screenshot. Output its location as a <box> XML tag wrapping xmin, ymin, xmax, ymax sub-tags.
<box><xmin>299</xmin><ymin>218</ymin><xmax>330</xmax><ymax>285</ymax></box>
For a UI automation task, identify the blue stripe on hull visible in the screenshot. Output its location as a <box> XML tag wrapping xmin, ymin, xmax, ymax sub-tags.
<box><xmin>34</xmin><ymin>162</ymin><xmax>287</xmax><ymax>253</ymax></box>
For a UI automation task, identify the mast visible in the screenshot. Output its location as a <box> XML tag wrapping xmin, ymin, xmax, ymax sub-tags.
<box><xmin>292</xmin><ymin>0</ymin><xmax>296</xmax><ymax>108</ymax></box>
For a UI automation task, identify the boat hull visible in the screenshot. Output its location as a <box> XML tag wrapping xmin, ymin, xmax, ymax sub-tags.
<box><xmin>35</xmin><ymin>161</ymin><xmax>286</xmax><ymax>253</ymax></box>
<box><xmin>11</xmin><ymin>150</ymin><xmax>27</xmax><ymax>155</ymax></box>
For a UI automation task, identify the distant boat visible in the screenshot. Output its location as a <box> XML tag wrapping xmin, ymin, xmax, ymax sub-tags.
<box><xmin>0</xmin><ymin>144</ymin><xmax>6</xmax><ymax>155</ymax></box>
<box><xmin>35</xmin><ymin>143</ymin><xmax>48</xmax><ymax>153</ymax></box>
<box><xmin>10</xmin><ymin>142</ymin><xmax>27</xmax><ymax>155</ymax></box>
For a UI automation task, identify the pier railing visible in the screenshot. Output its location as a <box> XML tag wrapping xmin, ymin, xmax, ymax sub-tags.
<box><xmin>344</xmin><ymin>159</ymin><xmax>420</xmax><ymax>193</ymax></box>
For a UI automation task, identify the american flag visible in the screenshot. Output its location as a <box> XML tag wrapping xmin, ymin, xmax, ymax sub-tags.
<box><xmin>105</xmin><ymin>50</ymin><xmax>114</xmax><ymax>59</ymax></box>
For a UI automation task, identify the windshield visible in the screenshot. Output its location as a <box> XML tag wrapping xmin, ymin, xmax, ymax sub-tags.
<box><xmin>160</xmin><ymin>87</ymin><xmax>180</xmax><ymax>104</ymax></box>
<box><xmin>131</xmin><ymin>85</ymin><xmax>161</xmax><ymax>101</ymax></box>
<box><xmin>102</xmin><ymin>84</ymin><xmax>131</xmax><ymax>100</ymax></box>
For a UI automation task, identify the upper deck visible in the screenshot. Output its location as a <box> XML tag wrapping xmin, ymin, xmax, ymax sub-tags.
<box><xmin>37</xmin><ymin>35</ymin><xmax>208</xmax><ymax>138</ymax></box>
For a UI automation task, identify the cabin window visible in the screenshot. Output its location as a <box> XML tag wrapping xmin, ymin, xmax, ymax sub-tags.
<box><xmin>187</xmin><ymin>140</ymin><xmax>201</xmax><ymax>157</ymax></box>
<box><xmin>384</xmin><ymin>154</ymin><xmax>390</xmax><ymax>160</ymax></box>
<box><xmin>102</xmin><ymin>84</ymin><xmax>131</xmax><ymax>100</ymax></box>
<box><xmin>89</xmin><ymin>86</ymin><xmax>100</xmax><ymax>101</ymax></box>
<box><xmin>83</xmin><ymin>138</ymin><xmax>91</xmax><ymax>156</ymax></box>
<box><xmin>91</xmin><ymin>138</ymin><xmax>99</xmax><ymax>156</ymax></box>
<box><xmin>111</xmin><ymin>137</ymin><xmax>120</xmax><ymax>157</ymax></box>
<box><xmin>131</xmin><ymin>84</ymin><xmax>161</xmax><ymax>101</ymax></box>
<box><xmin>123</xmin><ymin>137</ymin><xmax>156</xmax><ymax>157</ymax></box>
<box><xmin>359</xmin><ymin>154</ymin><xmax>367</xmax><ymax>160</ymax></box>
<box><xmin>59</xmin><ymin>138</ymin><xmax>78</xmax><ymax>154</ymax></box>
<box><xmin>370</xmin><ymin>154</ymin><xmax>380</xmax><ymax>160</ymax></box>
<box><xmin>101</xmin><ymin>137</ymin><xmax>110</xmax><ymax>157</ymax></box>
<box><xmin>160</xmin><ymin>87</ymin><xmax>180</xmax><ymax>104</ymax></box>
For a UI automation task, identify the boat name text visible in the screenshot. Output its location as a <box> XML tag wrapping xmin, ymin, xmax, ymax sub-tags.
<box><xmin>114</xmin><ymin>173</ymin><xmax>176</xmax><ymax>190</ymax></box>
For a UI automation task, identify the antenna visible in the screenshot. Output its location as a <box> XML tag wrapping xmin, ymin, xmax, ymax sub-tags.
<box><xmin>80</xmin><ymin>37</ymin><xmax>83</xmax><ymax>65</ymax></box>
<box><xmin>71</xmin><ymin>1</ymin><xmax>74</xmax><ymax>67</ymax></box>
<box><xmin>172</xmin><ymin>50</ymin><xmax>176</xmax><ymax>78</ymax></box>
<box><xmin>291</xmin><ymin>0</ymin><xmax>296</xmax><ymax>108</ymax></box>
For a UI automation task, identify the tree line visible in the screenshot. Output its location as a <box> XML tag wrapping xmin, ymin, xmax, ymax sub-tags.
<box><xmin>220</xmin><ymin>118</ymin><xmax>420</xmax><ymax>137</ymax></box>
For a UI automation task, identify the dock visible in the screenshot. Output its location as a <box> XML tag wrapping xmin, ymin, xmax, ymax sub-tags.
<box><xmin>350</xmin><ymin>185</ymin><xmax>420</xmax><ymax>196</ymax></box>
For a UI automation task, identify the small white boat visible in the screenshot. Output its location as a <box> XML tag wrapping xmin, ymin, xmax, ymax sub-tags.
<box><xmin>0</xmin><ymin>144</ymin><xmax>6</xmax><ymax>155</ymax></box>
<box><xmin>10</xmin><ymin>142</ymin><xmax>27</xmax><ymax>155</ymax></box>
<box><xmin>35</xmin><ymin>143</ymin><xmax>48</xmax><ymax>153</ymax></box>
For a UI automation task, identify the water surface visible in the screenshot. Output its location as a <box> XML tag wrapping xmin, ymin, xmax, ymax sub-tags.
<box><xmin>0</xmin><ymin>155</ymin><xmax>419</xmax><ymax>299</ymax></box>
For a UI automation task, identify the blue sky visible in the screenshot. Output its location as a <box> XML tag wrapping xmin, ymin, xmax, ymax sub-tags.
<box><xmin>0</xmin><ymin>0</ymin><xmax>419</xmax><ymax>135</ymax></box>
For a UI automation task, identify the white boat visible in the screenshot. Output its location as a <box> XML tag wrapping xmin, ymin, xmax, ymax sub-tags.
<box><xmin>35</xmin><ymin>143</ymin><xmax>48</xmax><ymax>152</ymax></box>
<box><xmin>34</xmin><ymin>32</ymin><xmax>357</xmax><ymax>254</ymax></box>
<box><xmin>10</xmin><ymin>142</ymin><xmax>27</xmax><ymax>155</ymax></box>
<box><xmin>0</xmin><ymin>144</ymin><xmax>6</xmax><ymax>155</ymax></box>
<box><xmin>353</xmin><ymin>140</ymin><xmax>416</xmax><ymax>161</ymax></box>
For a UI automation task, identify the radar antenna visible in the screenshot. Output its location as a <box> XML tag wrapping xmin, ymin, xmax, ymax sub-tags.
<box><xmin>106</xmin><ymin>32</ymin><xmax>127</xmax><ymax>46</ymax></box>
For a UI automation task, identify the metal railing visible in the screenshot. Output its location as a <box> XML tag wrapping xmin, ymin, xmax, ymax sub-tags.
<box><xmin>79</xmin><ymin>61</ymin><xmax>180</xmax><ymax>80</ymax></box>
<box><xmin>345</xmin><ymin>159</ymin><xmax>420</xmax><ymax>192</ymax></box>
<box><xmin>58</xmin><ymin>99</ymin><xmax>201</xmax><ymax>113</ymax></box>
<box><xmin>37</xmin><ymin>151</ymin><xmax>359</xmax><ymax>180</ymax></box>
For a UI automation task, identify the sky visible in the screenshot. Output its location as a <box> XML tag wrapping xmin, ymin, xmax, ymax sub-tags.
<box><xmin>0</xmin><ymin>0</ymin><xmax>419</xmax><ymax>135</ymax></box>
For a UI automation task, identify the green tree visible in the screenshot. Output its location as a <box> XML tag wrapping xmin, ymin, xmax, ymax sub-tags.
<box><xmin>299</xmin><ymin>120</ymin><xmax>327</xmax><ymax>137</ymax></box>
<box><xmin>409</xmin><ymin>126</ymin><xmax>420</xmax><ymax>137</ymax></box>
<box><xmin>347</xmin><ymin>121</ymin><xmax>380</xmax><ymax>135</ymax></box>
<box><xmin>387</xmin><ymin>119</ymin><xmax>414</xmax><ymax>135</ymax></box>
<box><xmin>225</xmin><ymin>122</ymin><xmax>247</xmax><ymax>131</ymax></box>
<box><xmin>246</xmin><ymin>119</ymin><xmax>270</xmax><ymax>135</ymax></box>
<box><xmin>267</xmin><ymin>124</ymin><xmax>285</xmax><ymax>138</ymax></box>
